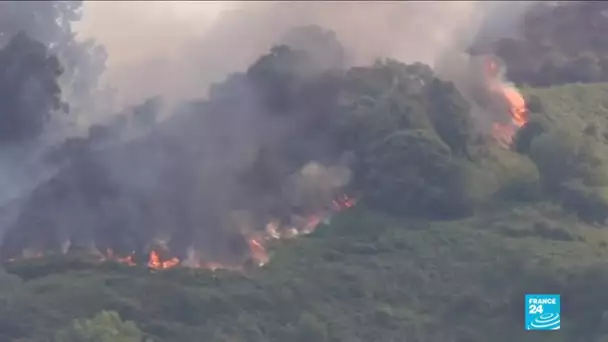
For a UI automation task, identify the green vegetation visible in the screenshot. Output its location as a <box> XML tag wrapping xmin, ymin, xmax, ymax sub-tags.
<box><xmin>4</xmin><ymin>81</ymin><xmax>608</xmax><ymax>341</ymax></box>
<box><xmin>2</xmin><ymin>203</ymin><xmax>608</xmax><ymax>342</ymax></box>
<box><xmin>53</xmin><ymin>311</ymin><xmax>144</xmax><ymax>342</ymax></box>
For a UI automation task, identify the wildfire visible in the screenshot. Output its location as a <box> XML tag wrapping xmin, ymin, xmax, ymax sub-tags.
<box><xmin>332</xmin><ymin>194</ymin><xmax>357</xmax><ymax>210</ymax></box>
<box><xmin>302</xmin><ymin>215</ymin><xmax>321</xmax><ymax>234</ymax></box>
<box><xmin>483</xmin><ymin>56</ymin><xmax>529</xmax><ymax>147</ymax></box>
<box><xmin>503</xmin><ymin>86</ymin><xmax>528</xmax><ymax>128</ymax></box>
<box><xmin>247</xmin><ymin>238</ymin><xmax>269</xmax><ymax>266</ymax></box>
<box><xmin>104</xmin><ymin>248</ymin><xmax>136</xmax><ymax>266</ymax></box>
<box><xmin>4</xmin><ymin>194</ymin><xmax>358</xmax><ymax>272</ymax></box>
<box><xmin>148</xmin><ymin>250</ymin><xmax>179</xmax><ymax>269</ymax></box>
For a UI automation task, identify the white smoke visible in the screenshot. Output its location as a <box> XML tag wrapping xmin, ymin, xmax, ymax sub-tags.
<box><xmin>73</xmin><ymin>1</ymin><xmax>532</xmax><ymax>108</ymax></box>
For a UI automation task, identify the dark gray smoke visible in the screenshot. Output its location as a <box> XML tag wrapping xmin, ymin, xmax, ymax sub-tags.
<box><xmin>75</xmin><ymin>2</ymin><xmax>534</xmax><ymax>106</ymax></box>
<box><xmin>0</xmin><ymin>37</ymin><xmax>354</xmax><ymax>265</ymax></box>
<box><xmin>0</xmin><ymin>1</ymin><xmax>533</xmax><ymax>266</ymax></box>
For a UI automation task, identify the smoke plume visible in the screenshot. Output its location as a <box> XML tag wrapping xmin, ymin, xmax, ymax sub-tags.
<box><xmin>74</xmin><ymin>1</ymin><xmax>532</xmax><ymax>107</ymax></box>
<box><xmin>0</xmin><ymin>1</ymin><xmax>534</xmax><ymax>267</ymax></box>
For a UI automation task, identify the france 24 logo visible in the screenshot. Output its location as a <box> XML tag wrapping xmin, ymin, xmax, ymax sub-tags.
<box><xmin>525</xmin><ymin>294</ymin><xmax>560</xmax><ymax>330</ymax></box>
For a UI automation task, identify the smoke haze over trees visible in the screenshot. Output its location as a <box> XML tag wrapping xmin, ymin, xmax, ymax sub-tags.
<box><xmin>4</xmin><ymin>1</ymin><xmax>608</xmax><ymax>342</ymax></box>
<box><xmin>0</xmin><ymin>33</ymin><xmax>63</xmax><ymax>143</ymax></box>
<box><xmin>472</xmin><ymin>1</ymin><xmax>608</xmax><ymax>86</ymax></box>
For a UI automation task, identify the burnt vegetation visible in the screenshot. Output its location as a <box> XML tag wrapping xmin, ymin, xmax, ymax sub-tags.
<box><xmin>2</xmin><ymin>2</ymin><xmax>608</xmax><ymax>342</ymax></box>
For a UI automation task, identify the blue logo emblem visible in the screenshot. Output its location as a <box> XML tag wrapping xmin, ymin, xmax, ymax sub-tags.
<box><xmin>525</xmin><ymin>294</ymin><xmax>560</xmax><ymax>330</ymax></box>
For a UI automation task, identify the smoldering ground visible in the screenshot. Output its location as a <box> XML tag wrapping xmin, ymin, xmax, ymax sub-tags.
<box><xmin>0</xmin><ymin>1</ymin><xmax>534</xmax><ymax>265</ymax></box>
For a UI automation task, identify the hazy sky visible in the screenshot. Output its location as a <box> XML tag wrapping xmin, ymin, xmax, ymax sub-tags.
<box><xmin>72</xmin><ymin>1</ymin><xmax>523</xmax><ymax>107</ymax></box>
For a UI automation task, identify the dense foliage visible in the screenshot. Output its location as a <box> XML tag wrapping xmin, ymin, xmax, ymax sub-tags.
<box><xmin>0</xmin><ymin>0</ymin><xmax>107</xmax><ymax>111</ymax></box>
<box><xmin>1</xmin><ymin>203</ymin><xmax>608</xmax><ymax>342</ymax></box>
<box><xmin>53</xmin><ymin>311</ymin><xmax>144</xmax><ymax>342</ymax></box>
<box><xmin>0</xmin><ymin>32</ymin><xmax>63</xmax><ymax>142</ymax></box>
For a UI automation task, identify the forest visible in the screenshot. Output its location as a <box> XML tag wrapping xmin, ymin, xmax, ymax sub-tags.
<box><xmin>2</xmin><ymin>1</ymin><xmax>608</xmax><ymax>342</ymax></box>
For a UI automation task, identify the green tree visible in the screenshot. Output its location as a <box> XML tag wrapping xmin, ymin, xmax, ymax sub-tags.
<box><xmin>360</xmin><ymin>129</ymin><xmax>475</xmax><ymax>219</ymax></box>
<box><xmin>279</xmin><ymin>25</ymin><xmax>346</xmax><ymax>69</ymax></box>
<box><xmin>526</xmin><ymin>94</ymin><xmax>545</xmax><ymax>114</ymax></box>
<box><xmin>561</xmin><ymin>180</ymin><xmax>608</xmax><ymax>224</ymax></box>
<box><xmin>528</xmin><ymin>125</ymin><xmax>608</xmax><ymax>221</ymax></box>
<box><xmin>0</xmin><ymin>1</ymin><xmax>107</xmax><ymax>112</ymax></box>
<box><xmin>331</xmin><ymin>59</ymin><xmax>435</xmax><ymax>154</ymax></box>
<box><xmin>246</xmin><ymin>45</ymin><xmax>319</xmax><ymax>113</ymax></box>
<box><xmin>53</xmin><ymin>311</ymin><xmax>144</xmax><ymax>342</ymax></box>
<box><xmin>427</xmin><ymin>78</ymin><xmax>474</xmax><ymax>159</ymax></box>
<box><xmin>0</xmin><ymin>32</ymin><xmax>63</xmax><ymax>142</ymax></box>
<box><xmin>562</xmin><ymin>53</ymin><xmax>603</xmax><ymax>84</ymax></box>
<box><xmin>529</xmin><ymin>128</ymin><xmax>585</xmax><ymax>191</ymax></box>
<box><xmin>513</xmin><ymin>120</ymin><xmax>546</xmax><ymax>154</ymax></box>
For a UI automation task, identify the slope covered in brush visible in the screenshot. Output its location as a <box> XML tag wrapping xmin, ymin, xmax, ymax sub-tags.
<box><xmin>4</xmin><ymin>3</ymin><xmax>608</xmax><ymax>342</ymax></box>
<box><xmin>4</xmin><ymin>44</ymin><xmax>608</xmax><ymax>342</ymax></box>
<box><xmin>523</xmin><ymin>83</ymin><xmax>608</xmax><ymax>130</ymax></box>
<box><xmin>3</xmin><ymin>203</ymin><xmax>608</xmax><ymax>342</ymax></box>
<box><xmin>514</xmin><ymin>83</ymin><xmax>608</xmax><ymax>224</ymax></box>
<box><xmin>1</xmin><ymin>34</ymin><xmax>537</xmax><ymax>263</ymax></box>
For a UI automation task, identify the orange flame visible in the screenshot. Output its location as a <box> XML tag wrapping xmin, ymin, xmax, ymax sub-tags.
<box><xmin>4</xmin><ymin>194</ymin><xmax>359</xmax><ymax>272</ymax></box>
<box><xmin>492</xmin><ymin>85</ymin><xmax>528</xmax><ymax>147</ymax></box>
<box><xmin>247</xmin><ymin>238</ymin><xmax>269</xmax><ymax>266</ymax></box>
<box><xmin>502</xmin><ymin>85</ymin><xmax>527</xmax><ymax>128</ymax></box>
<box><xmin>483</xmin><ymin>57</ymin><xmax>528</xmax><ymax>146</ymax></box>
<box><xmin>148</xmin><ymin>250</ymin><xmax>180</xmax><ymax>269</ymax></box>
<box><xmin>302</xmin><ymin>215</ymin><xmax>321</xmax><ymax>234</ymax></box>
<box><xmin>104</xmin><ymin>248</ymin><xmax>137</xmax><ymax>266</ymax></box>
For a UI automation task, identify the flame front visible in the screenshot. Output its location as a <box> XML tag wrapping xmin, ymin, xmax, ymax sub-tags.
<box><xmin>104</xmin><ymin>248</ymin><xmax>136</xmax><ymax>266</ymax></box>
<box><xmin>4</xmin><ymin>194</ymin><xmax>358</xmax><ymax>272</ymax></box>
<box><xmin>148</xmin><ymin>250</ymin><xmax>179</xmax><ymax>269</ymax></box>
<box><xmin>483</xmin><ymin>57</ymin><xmax>528</xmax><ymax>147</ymax></box>
<box><xmin>502</xmin><ymin>85</ymin><xmax>528</xmax><ymax>128</ymax></box>
<box><xmin>247</xmin><ymin>238</ymin><xmax>269</xmax><ymax>266</ymax></box>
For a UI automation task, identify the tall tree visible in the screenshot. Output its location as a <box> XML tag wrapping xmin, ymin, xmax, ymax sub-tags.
<box><xmin>0</xmin><ymin>1</ymin><xmax>108</xmax><ymax>113</ymax></box>
<box><xmin>0</xmin><ymin>32</ymin><xmax>63</xmax><ymax>142</ymax></box>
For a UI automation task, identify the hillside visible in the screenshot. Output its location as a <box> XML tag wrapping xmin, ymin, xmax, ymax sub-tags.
<box><xmin>4</xmin><ymin>2</ymin><xmax>608</xmax><ymax>341</ymax></box>
<box><xmin>3</xmin><ymin>201</ymin><xmax>608</xmax><ymax>342</ymax></box>
<box><xmin>1</xmin><ymin>83</ymin><xmax>608</xmax><ymax>342</ymax></box>
<box><xmin>523</xmin><ymin>83</ymin><xmax>608</xmax><ymax>130</ymax></box>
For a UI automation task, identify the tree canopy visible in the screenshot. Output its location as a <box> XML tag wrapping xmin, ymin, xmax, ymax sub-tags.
<box><xmin>0</xmin><ymin>32</ymin><xmax>63</xmax><ymax>142</ymax></box>
<box><xmin>53</xmin><ymin>311</ymin><xmax>144</xmax><ymax>342</ymax></box>
<box><xmin>0</xmin><ymin>1</ymin><xmax>107</xmax><ymax>113</ymax></box>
